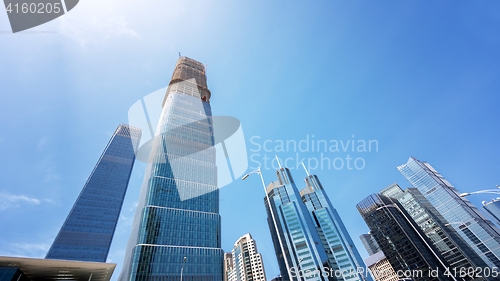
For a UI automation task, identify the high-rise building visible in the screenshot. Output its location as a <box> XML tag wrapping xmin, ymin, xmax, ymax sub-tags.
<box><xmin>224</xmin><ymin>253</ymin><xmax>235</xmax><ymax>281</ymax></box>
<box><xmin>362</xmin><ymin>251</ymin><xmax>398</xmax><ymax>281</ymax></box>
<box><xmin>483</xmin><ymin>198</ymin><xmax>500</xmax><ymax>227</ymax></box>
<box><xmin>264</xmin><ymin>168</ymin><xmax>333</xmax><ymax>281</ymax></box>
<box><xmin>264</xmin><ymin>168</ymin><xmax>369</xmax><ymax>281</ymax></box>
<box><xmin>356</xmin><ymin>194</ymin><xmax>450</xmax><ymax>281</ymax></box>
<box><xmin>119</xmin><ymin>57</ymin><xmax>224</xmax><ymax>281</ymax></box>
<box><xmin>380</xmin><ymin>183</ymin><xmax>489</xmax><ymax>279</ymax></box>
<box><xmin>398</xmin><ymin>157</ymin><xmax>500</xmax><ymax>268</ymax></box>
<box><xmin>359</xmin><ymin>234</ymin><xmax>397</xmax><ymax>281</ymax></box>
<box><xmin>230</xmin><ymin>233</ymin><xmax>266</xmax><ymax>281</ymax></box>
<box><xmin>46</xmin><ymin>124</ymin><xmax>141</xmax><ymax>262</ymax></box>
<box><xmin>300</xmin><ymin>175</ymin><xmax>369</xmax><ymax>281</ymax></box>
<box><xmin>359</xmin><ymin>234</ymin><xmax>380</xmax><ymax>257</ymax></box>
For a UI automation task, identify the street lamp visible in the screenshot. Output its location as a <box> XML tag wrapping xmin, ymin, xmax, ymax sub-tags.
<box><xmin>459</xmin><ymin>185</ymin><xmax>500</xmax><ymax>197</ymax></box>
<box><xmin>180</xmin><ymin>256</ymin><xmax>186</xmax><ymax>281</ymax></box>
<box><xmin>242</xmin><ymin>167</ymin><xmax>294</xmax><ymax>280</ymax></box>
<box><xmin>375</xmin><ymin>204</ymin><xmax>457</xmax><ymax>281</ymax></box>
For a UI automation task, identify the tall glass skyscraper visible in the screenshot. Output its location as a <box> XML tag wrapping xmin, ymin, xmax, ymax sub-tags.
<box><xmin>46</xmin><ymin>124</ymin><xmax>141</xmax><ymax>262</ymax></box>
<box><xmin>398</xmin><ymin>157</ymin><xmax>500</xmax><ymax>268</ymax></box>
<box><xmin>483</xmin><ymin>199</ymin><xmax>500</xmax><ymax>228</ymax></box>
<box><xmin>359</xmin><ymin>234</ymin><xmax>380</xmax><ymax>257</ymax></box>
<box><xmin>119</xmin><ymin>57</ymin><xmax>224</xmax><ymax>281</ymax></box>
<box><xmin>300</xmin><ymin>175</ymin><xmax>370</xmax><ymax>281</ymax></box>
<box><xmin>264</xmin><ymin>168</ymin><xmax>333</xmax><ymax>281</ymax></box>
<box><xmin>357</xmin><ymin>194</ymin><xmax>450</xmax><ymax>281</ymax></box>
<box><xmin>380</xmin><ymin>183</ymin><xmax>489</xmax><ymax>280</ymax></box>
<box><xmin>264</xmin><ymin>168</ymin><xmax>369</xmax><ymax>281</ymax></box>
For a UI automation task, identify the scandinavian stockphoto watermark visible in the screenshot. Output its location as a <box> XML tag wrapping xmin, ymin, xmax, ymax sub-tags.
<box><xmin>128</xmin><ymin>81</ymin><xmax>248</xmax><ymax>201</ymax></box>
<box><xmin>249</xmin><ymin>135</ymin><xmax>378</xmax><ymax>171</ymax></box>
<box><xmin>3</xmin><ymin>0</ymin><xmax>79</xmax><ymax>32</ymax></box>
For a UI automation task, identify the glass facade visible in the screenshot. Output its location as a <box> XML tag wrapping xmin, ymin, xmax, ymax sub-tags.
<box><xmin>46</xmin><ymin>124</ymin><xmax>141</xmax><ymax>262</ymax></box>
<box><xmin>398</xmin><ymin>157</ymin><xmax>500</xmax><ymax>268</ymax></box>
<box><xmin>356</xmin><ymin>194</ymin><xmax>450</xmax><ymax>281</ymax></box>
<box><xmin>119</xmin><ymin>57</ymin><xmax>223</xmax><ymax>281</ymax></box>
<box><xmin>301</xmin><ymin>175</ymin><xmax>371</xmax><ymax>281</ymax></box>
<box><xmin>264</xmin><ymin>168</ymin><xmax>334</xmax><ymax>281</ymax></box>
<box><xmin>380</xmin><ymin>183</ymin><xmax>490</xmax><ymax>280</ymax></box>
<box><xmin>359</xmin><ymin>234</ymin><xmax>380</xmax><ymax>256</ymax></box>
<box><xmin>0</xmin><ymin>267</ymin><xmax>24</xmax><ymax>281</ymax></box>
<box><xmin>483</xmin><ymin>199</ymin><xmax>500</xmax><ymax>228</ymax></box>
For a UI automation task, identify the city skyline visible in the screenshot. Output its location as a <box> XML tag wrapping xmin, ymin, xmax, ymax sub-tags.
<box><xmin>1</xmin><ymin>1</ymin><xmax>500</xmax><ymax>281</ymax></box>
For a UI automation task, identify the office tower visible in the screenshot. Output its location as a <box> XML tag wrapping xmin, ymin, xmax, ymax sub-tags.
<box><xmin>398</xmin><ymin>157</ymin><xmax>500</xmax><ymax>268</ymax></box>
<box><xmin>356</xmin><ymin>194</ymin><xmax>450</xmax><ymax>281</ymax></box>
<box><xmin>300</xmin><ymin>175</ymin><xmax>370</xmax><ymax>281</ymax></box>
<box><xmin>264</xmin><ymin>168</ymin><xmax>369</xmax><ymax>281</ymax></box>
<box><xmin>119</xmin><ymin>57</ymin><xmax>224</xmax><ymax>281</ymax></box>
<box><xmin>46</xmin><ymin>124</ymin><xmax>141</xmax><ymax>262</ymax></box>
<box><xmin>264</xmin><ymin>168</ymin><xmax>334</xmax><ymax>281</ymax></box>
<box><xmin>483</xmin><ymin>199</ymin><xmax>500</xmax><ymax>227</ymax></box>
<box><xmin>380</xmin><ymin>183</ymin><xmax>489</xmax><ymax>280</ymax></box>
<box><xmin>362</xmin><ymin>251</ymin><xmax>398</xmax><ymax>281</ymax></box>
<box><xmin>359</xmin><ymin>234</ymin><xmax>379</xmax><ymax>256</ymax></box>
<box><xmin>230</xmin><ymin>233</ymin><xmax>266</xmax><ymax>281</ymax></box>
<box><xmin>360</xmin><ymin>234</ymin><xmax>397</xmax><ymax>281</ymax></box>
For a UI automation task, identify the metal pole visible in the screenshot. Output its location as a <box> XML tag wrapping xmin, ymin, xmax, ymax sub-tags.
<box><xmin>180</xmin><ymin>256</ymin><xmax>186</xmax><ymax>281</ymax></box>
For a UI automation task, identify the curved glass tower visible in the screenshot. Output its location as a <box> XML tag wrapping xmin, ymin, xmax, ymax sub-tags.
<box><xmin>120</xmin><ymin>57</ymin><xmax>223</xmax><ymax>281</ymax></box>
<box><xmin>46</xmin><ymin>124</ymin><xmax>141</xmax><ymax>262</ymax></box>
<box><xmin>398</xmin><ymin>157</ymin><xmax>500</xmax><ymax>268</ymax></box>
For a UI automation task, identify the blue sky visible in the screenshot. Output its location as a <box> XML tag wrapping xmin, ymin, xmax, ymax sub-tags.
<box><xmin>1</xmin><ymin>0</ymin><xmax>500</xmax><ymax>280</ymax></box>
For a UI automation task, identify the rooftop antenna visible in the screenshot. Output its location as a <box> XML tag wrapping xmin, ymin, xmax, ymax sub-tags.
<box><xmin>275</xmin><ymin>155</ymin><xmax>283</xmax><ymax>169</ymax></box>
<box><xmin>301</xmin><ymin>162</ymin><xmax>310</xmax><ymax>177</ymax></box>
<box><xmin>178</xmin><ymin>52</ymin><xmax>181</xmax><ymax>58</ymax></box>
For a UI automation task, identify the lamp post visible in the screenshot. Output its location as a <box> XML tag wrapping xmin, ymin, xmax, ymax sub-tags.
<box><xmin>180</xmin><ymin>256</ymin><xmax>186</xmax><ymax>281</ymax></box>
<box><xmin>242</xmin><ymin>167</ymin><xmax>294</xmax><ymax>280</ymax></box>
<box><xmin>375</xmin><ymin>204</ymin><xmax>457</xmax><ymax>281</ymax></box>
<box><xmin>459</xmin><ymin>185</ymin><xmax>500</xmax><ymax>198</ymax></box>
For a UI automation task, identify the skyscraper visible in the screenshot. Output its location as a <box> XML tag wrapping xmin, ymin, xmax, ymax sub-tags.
<box><xmin>380</xmin><ymin>183</ymin><xmax>489</xmax><ymax>279</ymax></box>
<box><xmin>359</xmin><ymin>234</ymin><xmax>380</xmax><ymax>256</ymax></box>
<box><xmin>46</xmin><ymin>124</ymin><xmax>141</xmax><ymax>262</ymax></box>
<box><xmin>264</xmin><ymin>168</ymin><xmax>369</xmax><ymax>281</ymax></box>
<box><xmin>230</xmin><ymin>233</ymin><xmax>266</xmax><ymax>281</ymax></box>
<box><xmin>119</xmin><ymin>57</ymin><xmax>224</xmax><ymax>281</ymax></box>
<box><xmin>359</xmin><ymin>234</ymin><xmax>398</xmax><ymax>281</ymax></box>
<box><xmin>300</xmin><ymin>174</ymin><xmax>369</xmax><ymax>281</ymax></box>
<box><xmin>362</xmin><ymin>251</ymin><xmax>398</xmax><ymax>281</ymax></box>
<box><xmin>264</xmin><ymin>168</ymin><xmax>333</xmax><ymax>281</ymax></box>
<box><xmin>398</xmin><ymin>157</ymin><xmax>500</xmax><ymax>268</ymax></box>
<box><xmin>483</xmin><ymin>198</ymin><xmax>500</xmax><ymax>227</ymax></box>
<box><xmin>356</xmin><ymin>194</ymin><xmax>450</xmax><ymax>281</ymax></box>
